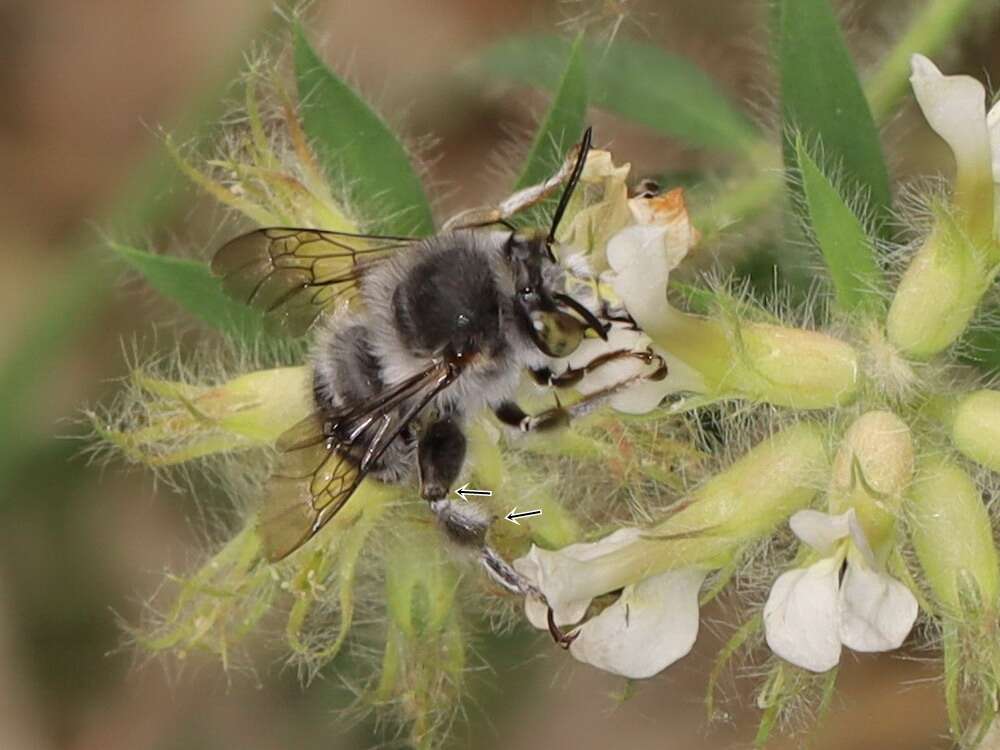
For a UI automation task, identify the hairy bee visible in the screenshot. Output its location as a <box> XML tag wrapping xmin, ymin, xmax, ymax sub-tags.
<box><xmin>211</xmin><ymin>129</ymin><xmax>666</xmax><ymax>593</ymax></box>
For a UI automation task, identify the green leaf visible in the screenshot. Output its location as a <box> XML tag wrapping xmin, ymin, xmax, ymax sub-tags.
<box><xmin>671</xmin><ymin>281</ymin><xmax>719</xmax><ymax>315</ymax></box>
<box><xmin>293</xmin><ymin>26</ymin><xmax>433</xmax><ymax>236</ymax></box>
<box><xmin>795</xmin><ymin>136</ymin><xmax>884</xmax><ymax>314</ymax></box>
<box><xmin>468</xmin><ymin>34</ymin><xmax>759</xmax><ymax>155</ymax></box>
<box><xmin>961</xmin><ymin>325</ymin><xmax>1000</xmax><ymax>374</ymax></box>
<box><xmin>515</xmin><ymin>34</ymin><xmax>587</xmax><ymax>189</ymax></box>
<box><xmin>864</xmin><ymin>0</ymin><xmax>979</xmax><ymax>122</ymax></box>
<box><xmin>774</xmin><ymin>0</ymin><xmax>891</xmax><ymax>221</ymax></box>
<box><xmin>110</xmin><ymin>243</ymin><xmax>266</xmax><ymax>341</ymax></box>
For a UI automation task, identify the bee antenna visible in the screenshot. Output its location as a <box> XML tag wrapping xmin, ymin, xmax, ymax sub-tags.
<box><xmin>546</xmin><ymin>126</ymin><xmax>593</xmax><ymax>252</ymax></box>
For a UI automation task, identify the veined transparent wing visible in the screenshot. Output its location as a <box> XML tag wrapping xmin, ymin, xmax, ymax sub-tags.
<box><xmin>211</xmin><ymin>227</ymin><xmax>416</xmax><ymax>336</ymax></box>
<box><xmin>258</xmin><ymin>358</ymin><xmax>462</xmax><ymax>561</ymax></box>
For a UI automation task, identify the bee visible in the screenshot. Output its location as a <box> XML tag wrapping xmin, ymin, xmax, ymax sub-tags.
<box><xmin>211</xmin><ymin>129</ymin><xmax>666</xmax><ymax>594</ymax></box>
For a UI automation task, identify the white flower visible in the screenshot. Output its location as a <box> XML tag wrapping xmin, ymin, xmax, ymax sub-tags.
<box><xmin>909</xmin><ymin>54</ymin><xmax>1000</xmax><ymax>238</ymax></box>
<box><xmin>553</xmin><ymin>185</ymin><xmax>705</xmax><ymax>414</ymax></box>
<box><xmin>606</xmin><ymin>187</ymin><xmax>699</xmax><ymax>333</ymax></box>
<box><xmin>763</xmin><ymin>509</ymin><xmax>918</xmax><ymax>672</ymax></box>
<box><xmin>514</xmin><ymin>529</ymin><xmax>708</xmax><ymax>679</ymax></box>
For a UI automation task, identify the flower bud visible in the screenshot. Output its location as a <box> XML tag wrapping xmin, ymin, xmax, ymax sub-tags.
<box><xmin>660</xmin><ymin>422</ymin><xmax>829</xmax><ymax>539</ymax></box>
<box><xmin>726</xmin><ymin>323</ymin><xmax>860</xmax><ymax>409</ymax></box>
<box><xmin>385</xmin><ymin>525</ymin><xmax>458</xmax><ymax>639</ymax></box>
<box><xmin>828</xmin><ymin>411</ymin><xmax>914</xmax><ymax>554</ymax></box>
<box><xmin>95</xmin><ymin>365</ymin><xmax>313</xmax><ymax>465</ymax></box>
<box><xmin>646</xmin><ymin>311</ymin><xmax>860</xmax><ymax>409</ymax></box>
<box><xmin>526</xmin><ymin>423</ymin><xmax>829</xmax><ymax>610</ymax></box>
<box><xmin>909</xmin><ymin>459</ymin><xmax>999</xmax><ymax>617</ymax></box>
<box><xmin>887</xmin><ymin>214</ymin><xmax>990</xmax><ymax>359</ymax></box>
<box><xmin>950</xmin><ymin>390</ymin><xmax>1000</xmax><ymax>472</ymax></box>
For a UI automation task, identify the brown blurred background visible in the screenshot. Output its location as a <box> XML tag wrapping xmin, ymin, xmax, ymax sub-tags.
<box><xmin>2</xmin><ymin>1</ymin><xmax>999</xmax><ymax>748</ymax></box>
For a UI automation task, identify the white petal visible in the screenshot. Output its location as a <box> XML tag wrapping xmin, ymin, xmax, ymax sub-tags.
<box><xmin>838</xmin><ymin>562</ymin><xmax>918</xmax><ymax>653</ymax></box>
<box><xmin>574</xmin><ymin>330</ymin><xmax>661</xmax><ymax>411</ymax></box>
<box><xmin>524</xmin><ymin>596</ymin><xmax>550</xmax><ymax>630</ymax></box>
<box><xmin>606</xmin><ymin>226</ymin><xmax>673</xmax><ymax>334</ymax></box>
<box><xmin>987</xmin><ymin>99</ymin><xmax>1000</xmax><ymax>238</ymax></box>
<box><xmin>909</xmin><ymin>54</ymin><xmax>991</xmax><ymax>180</ymax></box>
<box><xmin>513</xmin><ymin>554</ymin><xmax>551</xmax><ymax>630</ymax></box>
<box><xmin>788</xmin><ymin>509</ymin><xmax>852</xmax><ymax>555</ymax></box>
<box><xmin>513</xmin><ymin>528</ymin><xmax>643</xmax><ymax>626</ymax></box>
<box><xmin>605</xmin><ymin>346</ymin><xmax>705</xmax><ymax>413</ymax></box>
<box><xmin>987</xmin><ymin>99</ymin><xmax>1000</xmax><ymax>184</ymax></box>
<box><xmin>763</xmin><ymin>558</ymin><xmax>843</xmax><ymax>672</ymax></box>
<box><xmin>553</xmin><ymin>323</ymin><xmax>706</xmax><ymax>414</ymax></box>
<box><xmin>603</xmin><ymin>189</ymin><xmax>696</xmax><ymax>339</ymax></box>
<box><xmin>606</xmin><ymin>376</ymin><xmax>674</xmax><ymax>414</ymax></box>
<box><xmin>569</xmin><ymin>568</ymin><xmax>708</xmax><ymax>679</ymax></box>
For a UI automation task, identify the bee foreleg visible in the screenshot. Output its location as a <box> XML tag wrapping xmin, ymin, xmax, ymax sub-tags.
<box><xmin>417</xmin><ymin>415</ymin><xmax>467</xmax><ymax>501</ymax></box>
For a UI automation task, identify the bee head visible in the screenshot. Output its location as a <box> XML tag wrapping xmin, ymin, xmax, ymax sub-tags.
<box><xmin>503</xmin><ymin>128</ymin><xmax>607</xmax><ymax>358</ymax></box>
<box><xmin>504</xmin><ymin>231</ymin><xmax>608</xmax><ymax>358</ymax></box>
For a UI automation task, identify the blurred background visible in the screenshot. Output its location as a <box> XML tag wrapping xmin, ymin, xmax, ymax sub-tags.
<box><xmin>2</xmin><ymin>1</ymin><xmax>999</xmax><ymax>748</ymax></box>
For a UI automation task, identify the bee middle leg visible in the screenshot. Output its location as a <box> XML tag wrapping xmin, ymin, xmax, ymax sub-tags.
<box><xmin>495</xmin><ymin>350</ymin><xmax>668</xmax><ymax>432</ymax></box>
<box><xmin>530</xmin><ymin>346</ymin><xmax>667</xmax><ymax>389</ymax></box>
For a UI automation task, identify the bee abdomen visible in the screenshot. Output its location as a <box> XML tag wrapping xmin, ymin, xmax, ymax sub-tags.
<box><xmin>312</xmin><ymin>322</ymin><xmax>385</xmax><ymax>413</ymax></box>
<box><xmin>311</xmin><ymin>321</ymin><xmax>415</xmax><ymax>483</ymax></box>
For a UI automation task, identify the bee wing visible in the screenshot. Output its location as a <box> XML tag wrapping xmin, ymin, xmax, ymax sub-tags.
<box><xmin>258</xmin><ymin>359</ymin><xmax>462</xmax><ymax>561</ymax></box>
<box><xmin>259</xmin><ymin>414</ymin><xmax>362</xmax><ymax>562</ymax></box>
<box><xmin>211</xmin><ymin>227</ymin><xmax>417</xmax><ymax>336</ymax></box>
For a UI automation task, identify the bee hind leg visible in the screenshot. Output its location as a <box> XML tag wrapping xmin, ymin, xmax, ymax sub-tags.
<box><xmin>417</xmin><ymin>414</ymin><xmax>466</xmax><ymax>501</ymax></box>
<box><xmin>425</xmin><ymin>497</ymin><xmax>542</xmax><ymax>600</ymax></box>
<box><xmin>419</xmin><ymin>415</ymin><xmax>540</xmax><ymax>594</ymax></box>
<box><xmin>481</xmin><ymin>546</ymin><xmax>544</xmax><ymax>599</ymax></box>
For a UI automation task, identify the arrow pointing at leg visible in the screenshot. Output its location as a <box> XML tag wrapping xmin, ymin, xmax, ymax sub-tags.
<box><xmin>505</xmin><ymin>507</ymin><xmax>543</xmax><ymax>525</ymax></box>
<box><xmin>455</xmin><ymin>482</ymin><xmax>493</xmax><ymax>501</ymax></box>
